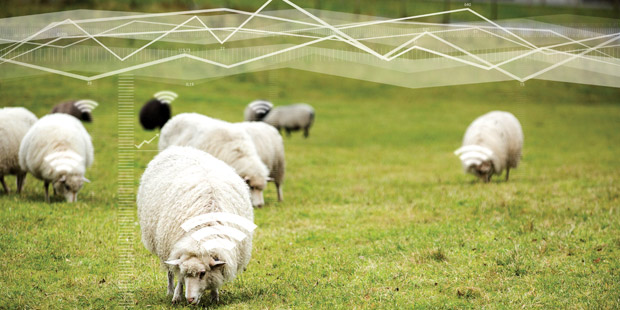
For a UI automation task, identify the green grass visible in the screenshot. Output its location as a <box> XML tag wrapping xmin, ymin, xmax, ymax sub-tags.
<box><xmin>0</xmin><ymin>70</ymin><xmax>619</xmax><ymax>309</ymax></box>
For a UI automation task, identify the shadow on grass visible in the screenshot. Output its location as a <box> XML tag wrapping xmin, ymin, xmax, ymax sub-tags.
<box><xmin>132</xmin><ymin>279</ymin><xmax>270</xmax><ymax>309</ymax></box>
<box><xmin>5</xmin><ymin>190</ymin><xmax>68</xmax><ymax>204</ymax></box>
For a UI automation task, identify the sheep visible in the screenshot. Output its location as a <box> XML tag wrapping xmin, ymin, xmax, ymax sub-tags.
<box><xmin>19</xmin><ymin>113</ymin><xmax>94</xmax><ymax>202</ymax></box>
<box><xmin>137</xmin><ymin>146</ymin><xmax>254</xmax><ymax>305</ymax></box>
<box><xmin>159</xmin><ymin>113</ymin><xmax>270</xmax><ymax>207</ymax></box>
<box><xmin>0</xmin><ymin>107</ymin><xmax>38</xmax><ymax>194</ymax></box>
<box><xmin>261</xmin><ymin>103</ymin><xmax>315</xmax><ymax>138</ymax></box>
<box><xmin>243</xmin><ymin>99</ymin><xmax>273</xmax><ymax>122</ymax></box>
<box><xmin>454</xmin><ymin>111</ymin><xmax>523</xmax><ymax>182</ymax></box>
<box><xmin>139</xmin><ymin>98</ymin><xmax>171</xmax><ymax>130</ymax></box>
<box><xmin>51</xmin><ymin>100</ymin><xmax>92</xmax><ymax>122</ymax></box>
<box><xmin>234</xmin><ymin>121</ymin><xmax>285</xmax><ymax>201</ymax></box>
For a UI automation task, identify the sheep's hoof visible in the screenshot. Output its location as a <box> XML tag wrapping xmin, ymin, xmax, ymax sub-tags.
<box><xmin>171</xmin><ymin>295</ymin><xmax>183</xmax><ymax>304</ymax></box>
<box><xmin>210</xmin><ymin>290</ymin><xmax>220</xmax><ymax>303</ymax></box>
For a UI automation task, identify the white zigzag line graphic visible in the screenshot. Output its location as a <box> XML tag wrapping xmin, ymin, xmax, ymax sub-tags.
<box><xmin>0</xmin><ymin>2</ymin><xmax>618</xmax><ymax>84</ymax></box>
<box><xmin>134</xmin><ymin>133</ymin><xmax>159</xmax><ymax>149</ymax></box>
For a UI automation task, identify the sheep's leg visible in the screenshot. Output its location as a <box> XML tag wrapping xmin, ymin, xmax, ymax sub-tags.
<box><xmin>303</xmin><ymin>127</ymin><xmax>309</xmax><ymax>138</ymax></box>
<box><xmin>210</xmin><ymin>289</ymin><xmax>219</xmax><ymax>303</ymax></box>
<box><xmin>505</xmin><ymin>168</ymin><xmax>510</xmax><ymax>181</ymax></box>
<box><xmin>1</xmin><ymin>176</ymin><xmax>8</xmax><ymax>194</ymax></box>
<box><xmin>276</xmin><ymin>182</ymin><xmax>283</xmax><ymax>202</ymax></box>
<box><xmin>167</xmin><ymin>270</ymin><xmax>175</xmax><ymax>296</ymax></box>
<box><xmin>285</xmin><ymin>128</ymin><xmax>291</xmax><ymax>137</ymax></box>
<box><xmin>171</xmin><ymin>275</ymin><xmax>184</xmax><ymax>304</ymax></box>
<box><xmin>16</xmin><ymin>172</ymin><xmax>26</xmax><ymax>194</ymax></box>
<box><xmin>44</xmin><ymin>181</ymin><xmax>50</xmax><ymax>203</ymax></box>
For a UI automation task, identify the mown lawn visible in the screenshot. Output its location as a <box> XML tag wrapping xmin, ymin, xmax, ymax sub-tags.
<box><xmin>0</xmin><ymin>70</ymin><xmax>619</xmax><ymax>309</ymax></box>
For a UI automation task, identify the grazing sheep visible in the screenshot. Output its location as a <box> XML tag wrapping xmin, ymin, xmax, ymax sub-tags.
<box><xmin>0</xmin><ymin>107</ymin><xmax>38</xmax><ymax>194</ymax></box>
<box><xmin>137</xmin><ymin>146</ymin><xmax>254</xmax><ymax>305</ymax></box>
<box><xmin>159</xmin><ymin>113</ymin><xmax>270</xmax><ymax>207</ymax></box>
<box><xmin>51</xmin><ymin>100</ymin><xmax>92</xmax><ymax>122</ymax></box>
<box><xmin>243</xmin><ymin>99</ymin><xmax>273</xmax><ymax>122</ymax></box>
<box><xmin>139</xmin><ymin>98</ymin><xmax>171</xmax><ymax>130</ymax></box>
<box><xmin>262</xmin><ymin>103</ymin><xmax>315</xmax><ymax>138</ymax></box>
<box><xmin>234</xmin><ymin>121</ymin><xmax>285</xmax><ymax>201</ymax></box>
<box><xmin>454</xmin><ymin>111</ymin><xmax>523</xmax><ymax>182</ymax></box>
<box><xmin>19</xmin><ymin>114</ymin><xmax>94</xmax><ymax>202</ymax></box>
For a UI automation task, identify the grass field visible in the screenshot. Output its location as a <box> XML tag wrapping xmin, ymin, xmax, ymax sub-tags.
<box><xmin>0</xmin><ymin>70</ymin><xmax>619</xmax><ymax>309</ymax></box>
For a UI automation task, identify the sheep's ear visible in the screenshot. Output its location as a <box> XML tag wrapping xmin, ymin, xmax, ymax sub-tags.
<box><xmin>59</xmin><ymin>175</ymin><xmax>67</xmax><ymax>183</ymax></box>
<box><xmin>165</xmin><ymin>259</ymin><xmax>182</xmax><ymax>266</ymax></box>
<box><xmin>82</xmin><ymin>177</ymin><xmax>91</xmax><ymax>183</ymax></box>
<box><xmin>266</xmin><ymin>177</ymin><xmax>274</xmax><ymax>182</ymax></box>
<box><xmin>209</xmin><ymin>257</ymin><xmax>226</xmax><ymax>269</ymax></box>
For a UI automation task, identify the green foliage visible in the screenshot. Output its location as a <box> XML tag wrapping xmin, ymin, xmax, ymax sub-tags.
<box><xmin>1</xmin><ymin>0</ymin><xmax>617</xmax><ymax>19</ymax></box>
<box><xmin>0</xmin><ymin>70</ymin><xmax>619</xmax><ymax>309</ymax></box>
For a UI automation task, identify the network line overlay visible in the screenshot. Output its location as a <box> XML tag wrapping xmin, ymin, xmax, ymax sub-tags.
<box><xmin>0</xmin><ymin>0</ymin><xmax>619</xmax><ymax>88</ymax></box>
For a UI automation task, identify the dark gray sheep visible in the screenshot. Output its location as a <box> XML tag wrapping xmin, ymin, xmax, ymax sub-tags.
<box><xmin>51</xmin><ymin>100</ymin><xmax>92</xmax><ymax>122</ymax></box>
<box><xmin>262</xmin><ymin>103</ymin><xmax>315</xmax><ymax>138</ymax></box>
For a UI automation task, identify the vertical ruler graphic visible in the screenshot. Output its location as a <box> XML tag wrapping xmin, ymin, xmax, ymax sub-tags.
<box><xmin>117</xmin><ymin>74</ymin><xmax>135</xmax><ymax>307</ymax></box>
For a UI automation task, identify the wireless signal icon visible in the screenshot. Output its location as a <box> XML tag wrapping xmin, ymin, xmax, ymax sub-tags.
<box><xmin>154</xmin><ymin>91</ymin><xmax>178</xmax><ymax>104</ymax></box>
<box><xmin>73</xmin><ymin>100</ymin><xmax>98</xmax><ymax>113</ymax></box>
<box><xmin>180</xmin><ymin>212</ymin><xmax>257</xmax><ymax>252</ymax></box>
<box><xmin>44</xmin><ymin>150</ymin><xmax>84</xmax><ymax>174</ymax></box>
<box><xmin>454</xmin><ymin>145</ymin><xmax>494</xmax><ymax>167</ymax></box>
<box><xmin>249</xmin><ymin>100</ymin><xmax>273</xmax><ymax>115</ymax></box>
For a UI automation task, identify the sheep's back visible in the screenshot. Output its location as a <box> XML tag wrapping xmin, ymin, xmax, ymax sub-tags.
<box><xmin>264</xmin><ymin>104</ymin><xmax>314</xmax><ymax>128</ymax></box>
<box><xmin>160</xmin><ymin>113</ymin><xmax>267</xmax><ymax>179</ymax></box>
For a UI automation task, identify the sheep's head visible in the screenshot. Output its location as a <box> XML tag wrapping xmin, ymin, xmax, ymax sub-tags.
<box><xmin>455</xmin><ymin>145</ymin><xmax>495</xmax><ymax>183</ymax></box>
<box><xmin>166</xmin><ymin>255</ymin><xmax>226</xmax><ymax>305</ymax></box>
<box><xmin>467</xmin><ymin>161</ymin><xmax>494</xmax><ymax>183</ymax></box>
<box><xmin>54</xmin><ymin>174</ymin><xmax>90</xmax><ymax>202</ymax></box>
<box><xmin>243</xmin><ymin>175</ymin><xmax>270</xmax><ymax>208</ymax></box>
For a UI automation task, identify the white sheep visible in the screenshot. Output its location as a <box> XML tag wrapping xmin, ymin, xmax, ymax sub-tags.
<box><xmin>159</xmin><ymin>113</ymin><xmax>270</xmax><ymax>207</ymax></box>
<box><xmin>0</xmin><ymin>107</ymin><xmax>38</xmax><ymax>194</ymax></box>
<box><xmin>260</xmin><ymin>103</ymin><xmax>315</xmax><ymax>138</ymax></box>
<box><xmin>19</xmin><ymin>113</ymin><xmax>94</xmax><ymax>202</ymax></box>
<box><xmin>137</xmin><ymin>146</ymin><xmax>254</xmax><ymax>305</ymax></box>
<box><xmin>454</xmin><ymin>111</ymin><xmax>523</xmax><ymax>182</ymax></box>
<box><xmin>234</xmin><ymin>121</ymin><xmax>285</xmax><ymax>201</ymax></box>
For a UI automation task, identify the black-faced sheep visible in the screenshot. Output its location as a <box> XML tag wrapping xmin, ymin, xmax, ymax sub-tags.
<box><xmin>455</xmin><ymin>111</ymin><xmax>523</xmax><ymax>182</ymax></box>
<box><xmin>0</xmin><ymin>107</ymin><xmax>38</xmax><ymax>194</ymax></box>
<box><xmin>137</xmin><ymin>146</ymin><xmax>254</xmax><ymax>305</ymax></box>
<box><xmin>139</xmin><ymin>98</ymin><xmax>171</xmax><ymax>130</ymax></box>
